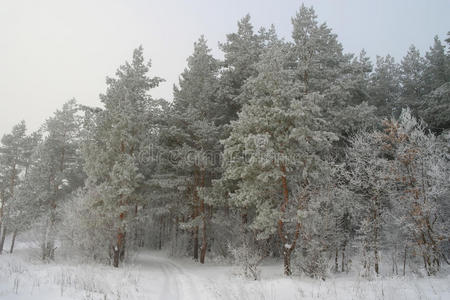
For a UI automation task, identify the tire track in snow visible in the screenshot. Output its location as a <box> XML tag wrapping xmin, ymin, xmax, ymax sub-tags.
<box><xmin>135</xmin><ymin>251</ymin><xmax>215</xmax><ymax>300</ymax></box>
<box><xmin>159</xmin><ymin>260</ymin><xmax>180</xmax><ymax>300</ymax></box>
<box><xmin>165</xmin><ymin>260</ymin><xmax>202</xmax><ymax>299</ymax></box>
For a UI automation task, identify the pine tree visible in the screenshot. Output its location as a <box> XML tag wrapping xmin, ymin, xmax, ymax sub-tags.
<box><xmin>163</xmin><ymin>36</ymin><xmax>222</xmax><ymax>263</ymax></box>
<box><xmin>223</xmin><ymin>39</ymin><xmax>337</xmax><ymax>275</ymax></box>
<box><xmin>83</xmin><ymin>46</ymin><xmax>163</xmax><ymax>267</ymax></box>
<box><xmin>288</xmin><ymin>4</ymin><xmax>376</xmax><ymax>274</ymax></box>
<box><xmin>421</xmin><ymin>37</ymin><xmax>450</xmax><ymax>132</ymax></box>
<box><xmin>4</xmin><ymin>129</ymin><xmax>41</xmax><ymax>254</ymax></box>
<box><xmin>290</xmin><ymin>5</ymin><xmax>376</xmax><ymax>146</ymax></box>
<box><xmin>423</xmin><ymin>36</ymin><xmax>449</xmax><ymax>93</ymax></box>
<box><xmin>368</xmin><ymin>55</ymin><xmax>401</xmax><ymax>118</ymax></box>
<box><xmin>218</xmin><ymin>14</ymin><xmax>270</xmax><ymax>122</ymax></box>
<box><xmin>0</xmin><ymin>121</ymin><xmax>30</xmax><ymax>254</ymax></box>
<box><xmin>14</xmin><ymin>100</ymin><xmax>84</xmax><ymax>260</ymax></box>
<box><xmin>398</xmin><ymin>45</ymin><xmax>426</xmax><ymax>114</ymax></box>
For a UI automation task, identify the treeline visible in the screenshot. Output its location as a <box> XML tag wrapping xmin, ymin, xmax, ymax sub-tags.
<box><xmin>0</xmin><ymin>5</ymin><xmax>449</xmax><ymax>278</ymax></box>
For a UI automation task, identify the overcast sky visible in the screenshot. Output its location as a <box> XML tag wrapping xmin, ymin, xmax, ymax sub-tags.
<box><xmin>1</xmin><ymin>0</ymin><xmax>449</xmax><ymax>136</ymax></box>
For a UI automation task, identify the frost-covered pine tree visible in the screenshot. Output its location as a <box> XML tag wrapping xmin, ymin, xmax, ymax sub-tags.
<box><xmin>398</xmin><ymin>46</ymin><xmax>426</xmax><ymax>114</ymax></box>
<box><xmin>11</xmin><ymin>100</ymin><xmax>84</xmax><ymax>260</ymax></box>
<box><xmin>423</xmin><ymin>36</ymin><xmax>449</xmax><ymax>93</ymax></box>
<box><xmin>368</xmin><ymin>55</ymin><xmax>401</xmax><ymax>118</ymax></box>
<box><xmin>163</xmin><ymin>36</ymin><xmax>222</xmax><ymax>263</ymax></box>
<box><xmin>3</xmin><ymin>129</ymin><xmax>41</xmax><ymax>254</ymax></box>
<box><xmin>287</xmin><ymin>5</ymin><xmax>375</xmax><ymax>275</ymax></box>
<box><xmin>290</xmin><ymin>5</ymin><xmax>376</xmax><ymax>140</ymax></box>
<box><xmin>421</xmin><ymin>37</ymin><xmax>450</xmax><ymax>131</ymax></box>
<box><xmin>41</xmin><ymin>99</ymin><xmax>84</xmax><ymax>260</ymax></box>
<box><xmin>218</xmin><ymin>14</ymin><xmax>272</xmax><ymax>121</ymax></box>
<box><xmin>223</xmin><ymin>37</ymin><xmax>337</xmax><ymax>275</ymax></box>
<box><xmin>212</xmin><ymin>16</ymin><xmax>277</xmax><ymax>255</ymax></box>
<box><xmin>0</xmin><ymin>121</ymin><xmax>29</xmax><ymax>254</ymax></box>
<box><xmin>83</xmin><ymin>46</ymin><xmax>162</xmax><ymax>267</ymax></box>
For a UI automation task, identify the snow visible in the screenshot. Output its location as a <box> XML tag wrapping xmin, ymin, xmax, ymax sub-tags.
<box><xmin>0</xmin><ymin>240</ymin><xmax>449</xmax><ymax>299</ymax></box>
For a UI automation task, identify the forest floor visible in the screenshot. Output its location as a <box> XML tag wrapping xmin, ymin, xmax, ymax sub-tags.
<box><xmin>0</xmin><ymin>239</ymin><xmax>449</xmax><ymax>299</ymax></box>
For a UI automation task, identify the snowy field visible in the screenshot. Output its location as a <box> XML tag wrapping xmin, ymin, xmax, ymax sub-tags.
<box><xmin>1</xmin><ymin>239</ymin><xmax>449</xmax><ymax>300</ymax></box>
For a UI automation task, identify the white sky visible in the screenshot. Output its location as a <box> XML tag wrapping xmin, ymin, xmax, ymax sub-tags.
<box><xmin>1</xmin><ymin>0</ymin><xmax>449</xmax><ymax>136</ymax></box>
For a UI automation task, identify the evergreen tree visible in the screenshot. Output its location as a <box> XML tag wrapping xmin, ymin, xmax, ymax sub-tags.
<box><xmin>223</xmin><ymin>39</ymin><xmax>337</xmax><ymax>275</ymax></box>
<box><xmin>19</xmin><ymin>100</ymin><xmax>84</xmax><ymax>260</ymax></box>
<box><xmin>423</xmin><ymin>36</ymin><xmax>449</xmax><ymax>93</ymax></box>
<box><xmin>163</xmin><ymin>36</ymin><xmax>222</xmax><ymax>263</ymax></box>
<box><xmin>398</xmin><ymin>45</ymin><xmax>426</xmax><ymax>114</ymax></box>
<box><xmin>288</xmin><ymin>4</ymin><xmax>376</xmax><ymax>274</ymax></box>
<box><xmin>83</xmin><ymin>46</ymin><xmax>163</xmax><ymax>267</ymax></box>
<box><xmin>290</xmin><ymin>5</ymin><xmax>376</xmax><ymax>145</ymax></box>
<box><xmin>368</xmin><ymin>55</ymin><xmax>401</xmax><ymax>118</ymax></box>
<box><xmin>421</xmin><ymin>37</ymin><xmax>450</xmax><ymax>132</ymax></box>
<box><xmin>4</xmin><ymin>129</ymin><xmax>41</xmax><ymax>253</ymax></box>
<box><xmin>0</xmin><ymin>121</ymin><xmax>29</xmax><ymax>253</ymax></box>
<box><xmin>218</xmin><ymin>14</ymin><xmax>271</xmax><ymax>122</ymax></box>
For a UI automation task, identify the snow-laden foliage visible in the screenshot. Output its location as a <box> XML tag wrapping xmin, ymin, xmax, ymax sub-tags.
<box><xmin>0</xmin><ymin>5</ymin><xmax>449</xmax><ymax>286</ymax></box>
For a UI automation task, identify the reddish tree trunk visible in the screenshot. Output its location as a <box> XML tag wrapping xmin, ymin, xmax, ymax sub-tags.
<box><xmin>113</xmin><ymin>212</ymin><xmax>126</xmax><ymax>268</ymax></box>
<box><xmin>192</xmin><ymin>168</ymin><xmax>200</xmax><ymax>261</ymax></box>
<box><xmin>278</xmin><ymin>164</ymin><xmax>292</xmax><ymax>275</ymax></box>
<box><xmin>277</xmin><ymin>164</ymin><xmax>303</xmax><ymax>276</ymax></box>
<box><xmin>10</xmin><ymin>229</ymin><xmax>17</xmax><ymax>254</ymax></box>
<box><xmin>200</xmin><ymin>170</ymin><xmax>207</xmax><ymax>264</ymax></box>
<box><xmin>193</xmin><ymin>228</ymin><xmax>199</xmax><ymax>260</ymax></box>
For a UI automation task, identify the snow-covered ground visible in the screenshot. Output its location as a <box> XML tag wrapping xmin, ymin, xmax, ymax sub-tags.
<box><xmin>1</xmin><ymin>240</ymin><xmax>449</xmax><ymax>299</ymax></box>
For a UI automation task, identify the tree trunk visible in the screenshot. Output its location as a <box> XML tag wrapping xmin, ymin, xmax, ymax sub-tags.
<box><xmin>158</xmin><ymin>216</ymin><xmax>162</xmax><ymax>250</ymax></box>
<box><xmin>362</xmin><ymin>244</ymin><xmax>368</xmax><ymax>274</ymax></box>
<box><xmin>199</xmin><ymin>170</ymin><xmax>207</xmax><ymax>264</ymax></box>
<box><xmin>192</xmin><ymin>167</ymin><xmax>200</xmax><ymax>261</ymax></box>
<box><xmin>45</xmin><ymin>200</ymin><xmax>57</xmax><ymax>260</ymax></box>
<box><xmin>335</xmin><ymin>248</ymin><xmax>339</xmax><ymax>272</ymax></box>
<box><xmin>200</xmin><ymin>217</ymin><xmax>207</xmax><ymax>264</ymax></box>
<box><xmin>134</xmin><ymin>204</ymin><xmax>139</xmax><ymax>247</ymax></box>
<box><xmin>193</xmin><ymin>227</ymin><xmax>199</xmax><ymax>260</ymax></box>
<box><xmin>113</xmin><ymin>212</ymin><xmax>126</xmax><ymax>268</ymax></box>
<box><xmin>277</xmin><ymin>164</ymin><xmax>303</xmax><ymax>276</ymax></box>
<box><xmin>374</xmin><ymin>248</ymin><xmax>379</xmax><ymax>275</ymax></box>
<box><xmin>162</xmin><ymin>216</ymin><xmax>166</xmax><ymax>248</ymax></box>
<box><xmin>120</xmin><ymin>232</ymin><xmax>126</xmax><ymax>262</ymax></box>
<box><xmin>113</xmin><ymin>246</ymin><xmax>120</xmax><ymax>268</ymax></box>
<box><xmin>0</xmin><ymin>162</ymin><xmax>16</xmax><ymax>255</ymax></box>
<box><xmin>10</xmin><ymin>229</ymin><xmax>17</xmax><ymax>254</ymax></box>
<box><xmin>0</xmin><ymin>190</ymin><xmax>4</xmax><ymax>254</ymax></box>
<box><xmin>373</xmin><ymin>201</ymin><xmax>379</xmax><ymax>275</ymax></box>
<box><xmin>392</xmin><ymin>244</ymin><xmax>398</xmax><ymax>275</ymax></box>
<box><xmin>41</xmin><ymin>219</ymin><xmax>48</xmax><ymax>260</ymax></box>
<box><xmin>278</xmin><ymin>164</ymin><xmax>291</xmax><ymax>276</ymax></box>
<box><xmin>0</xmin><ymin>225</ymin><xmax>7</xmax><ymax>254</ymax></box>
<box><xmin>175</xmin><ymin>217</ymin><xmax>179</xmax><ymax>251</ymax></box>
<box><xmin>283</xmin><ymin>249</ymin><xmax>292</xmax><ymax>276</ymax></box>
<box><xmin>403</xmin><ymin>245</ymin><xmax>407</xmax><ymax>276</ymax></box>
<box><xmin>113</xmin><ymin>230</ymin><xmax>125</xmax><ymax>268</ymax></box>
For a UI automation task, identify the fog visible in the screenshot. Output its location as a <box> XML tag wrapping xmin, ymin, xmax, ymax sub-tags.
<box><xmin>1</xmin><ymin>0</ymin><xmax>449</xmax><ymax>135</ymax></box>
